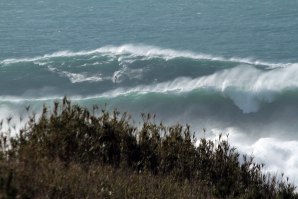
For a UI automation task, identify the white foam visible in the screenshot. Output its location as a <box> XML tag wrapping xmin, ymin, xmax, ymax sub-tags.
<box><xmin>47</xmin><ymin>66</ymin><xmax>106</xmax><ymax>83</ymax></box>
<box><xmin>2</xmin><ymin>63</ymin><xmax>298</xmax><ymax>113</ymax></box>
<box><xmin>0</xmin><ymin>96</ymin><xmax>64</xmax><ymax>103</ymax></box>
<box><xmin>96</xmin><ymin>64</ymin><xmax>298</xmax><ymax>113</ymax></box>
<box><xmin>0</xmin><ymin>49</ymin><xmax>113</xmax><ymax>65</ymax></box>
<box><xmin>207</xmin><ymin>127</ymin><xmax>298</xmax><ymax>187</ymax></box>
<box><xmin>112</xmin><ymin>66</ymin><xmax>144</xmax><ymax>83</ymax></box>
<box><xmin>1</xmin><ymin>44</ymin><xmax>296</xmax><ymax>69</ymax></box>
<box><xmin>63</xmin><ymin>72</ymin><xmax>104</xmax><ymax>83</ymax></box>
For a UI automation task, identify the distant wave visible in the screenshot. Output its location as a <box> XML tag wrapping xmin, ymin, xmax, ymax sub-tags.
<box><xmin>1</xmin><ymin>44</ymin><xmax>296</xmax><ymax>69</ymax></box>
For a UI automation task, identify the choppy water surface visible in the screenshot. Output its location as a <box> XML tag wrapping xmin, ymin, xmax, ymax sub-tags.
<box><xmin>1</xmin><ymin>0</ymin><xmax>298</xmax><ymax>185</ymax></box>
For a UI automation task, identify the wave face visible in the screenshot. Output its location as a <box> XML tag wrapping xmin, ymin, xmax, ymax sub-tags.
<box><xmin>2</xmin><ymin>44</ymin><xmax>298</xmax><ymax>185</ymax></box>
<box><xmin>1</xmin><ymin>44</ymin><xmax>298</xmax><ymax>111</ymax></box>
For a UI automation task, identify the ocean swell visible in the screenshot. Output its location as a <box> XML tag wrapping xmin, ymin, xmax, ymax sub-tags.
<box><xmin>1</xmin><ymin>44</ymin><xmax>295</xmax><ymax>69</ymax></box>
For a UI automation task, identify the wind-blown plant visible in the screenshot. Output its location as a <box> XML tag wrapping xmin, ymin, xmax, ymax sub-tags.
<box><xmin>0</xmin><ymin>98</ymin><xmax>296</xmax><ymax>198</ymax></box>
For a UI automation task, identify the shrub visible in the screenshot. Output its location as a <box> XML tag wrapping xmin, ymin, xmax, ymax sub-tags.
<box><xmin>0</xmin><ymin>98</ymin><xmax>296</xmax><ymax>198</ymax></box>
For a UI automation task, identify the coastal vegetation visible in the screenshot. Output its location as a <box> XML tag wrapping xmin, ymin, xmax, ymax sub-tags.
<box><xmin>0</xmin><ymin>98</ymin><xmax>296</xmax><ymax>198</ymax></box>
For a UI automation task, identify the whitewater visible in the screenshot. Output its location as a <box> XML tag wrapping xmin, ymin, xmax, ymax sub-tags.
<box><xmin>1</xmin><ymin>0</ymin><xmax>298</xmax><ymax>188</ymax></box>
<box><xmin>1</xmin><ymin>44</ymin><xmax>298</xmax><ymax>185</ymax></box>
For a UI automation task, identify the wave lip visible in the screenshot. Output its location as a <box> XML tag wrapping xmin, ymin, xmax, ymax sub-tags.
<box><xmin>1</xmin><ymin>44</ymin><xmax>296</xmax><ymax>69</ymax></box>
<box><xmin>98</xmin><ymin>64</ymin><xmax>298</xmax><ymax>113</ymax></box>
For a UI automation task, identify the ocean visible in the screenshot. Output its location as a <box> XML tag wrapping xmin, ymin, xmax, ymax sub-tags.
<box><xmin>1</xmin><ymin>0</ymin><xmax>298</xmax><ymax>184</ymax></box>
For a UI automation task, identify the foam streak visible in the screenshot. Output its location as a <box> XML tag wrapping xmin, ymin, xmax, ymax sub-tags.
<box><xmin>1</xmin><ymin>44</ymin><xmax>295</xmax><ymax>69</ymax></box>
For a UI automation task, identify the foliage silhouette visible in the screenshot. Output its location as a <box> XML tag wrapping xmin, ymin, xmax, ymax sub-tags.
<box><xmin>0</xmin><ymin>98</ymin><xmax>296</xmax><ymax>198</ymax></box>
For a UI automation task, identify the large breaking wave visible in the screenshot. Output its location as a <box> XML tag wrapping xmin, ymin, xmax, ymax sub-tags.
<box><xmin>1</xmin><ymin>44</ymin><xmax>298</xmax><ymax>186</ymax></box>
<box><xmin>1</xmin><ymin>43</ymin><xmax>298</xmax><ymax>113</ymax></box>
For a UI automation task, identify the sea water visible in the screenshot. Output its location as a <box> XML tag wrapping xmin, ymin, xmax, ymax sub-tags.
<box><xmin>1</xmin><ymin>0</ymin><xmax>298</xmax><ymax>184</ymax></box>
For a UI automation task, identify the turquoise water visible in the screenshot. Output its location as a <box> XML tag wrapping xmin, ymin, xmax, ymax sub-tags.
<box><xmin>1</xmin><ymin>0</ymin><xmax>298</xmax><ymax>60</ymax></box>
<box><xmin>1</xmin><ymin>0</ymin><xmax>298</xmax><ymax>184</ymax></box>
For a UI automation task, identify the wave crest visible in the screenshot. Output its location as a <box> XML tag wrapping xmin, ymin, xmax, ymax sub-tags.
<box><xmin>99</xmin><ymin>64</ymin><xmax>298</xmax><ymax>113</ymax></box>
<box><xmin>1</xmin><ymin>44</ymin><xmax>295</xmax><ymax>69</ymax></box>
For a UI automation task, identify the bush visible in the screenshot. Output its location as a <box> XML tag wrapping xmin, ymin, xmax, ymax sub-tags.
<box><xmin>0</xmin><ymin>98</ymin><xmax>296</xmax><ymax>198</ymax></box>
